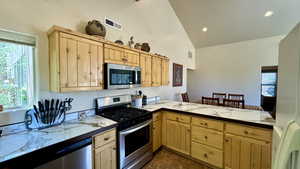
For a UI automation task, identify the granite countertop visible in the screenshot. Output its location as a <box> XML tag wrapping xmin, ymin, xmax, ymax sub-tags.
<box><xmin>141</xmin><ymin>100</ymin><xmax>275</xmax><ymax>127</ymax></box>
<box><xmin>0</xmin><ymin>115</ymin><xmax>117</xmax><ymax>164</ymax></box>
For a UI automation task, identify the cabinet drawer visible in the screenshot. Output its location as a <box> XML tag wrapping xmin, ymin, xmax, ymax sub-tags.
<box><xmin>191</xmin><ymin>126</ymin><xmax>223</xmax><ymax>149</ymax></box>
<box><xmin>225</xmin><ymin>123</ymin><xmax>272</xmax><ymax>141</ymax></box>
<box><xmin>166</xmin><ymin>112</ymin><xmax>190</xmax><ymax>124</ymax></box>
<box><xmin>192</xmin><ymin>117</ymin><xmax>224</xmax><ymax>131</ymax></box>
<box><xmin>94</xmin><ymin>129</ymin><xmax>116</xmax><ymax>148</ymax></box>
<box><xmin>153</xmin><ymin>112</ymin><xmax>162</xmax><ymax>122</ymax></box>
<box><xmin>191</xmin><ymin>142</ymin><xmax>223</xmax><ymax>168</ymax></box>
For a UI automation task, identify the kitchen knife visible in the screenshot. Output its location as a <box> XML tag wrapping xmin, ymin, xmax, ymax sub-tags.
<box><xmin>53</xmin><ymin>99</ymin><xmax>60</xmax><ymax>124</ymax></box>
<box><xmin>50</xmin><ymin>99</ymin><xmax>54</xmax><ymax>124</ymax></box>
<box><xmin>57</xmin><ymin>101</ymin><xmax>66</xmax><ymax>120</ymax></box>
<box><xmin>45</xmin><ymin>99</ymin><xmax>49</xmax><ymax>124</ymax></box>
<box><xmin>33</xmin><ymin>105</ymin><xmax>40</xmax><ymax>123</ymax></box>
<box><xmin>38</xmin><ymin>101</ymin><xmax>45</xmax><ymax>123</ymax></box>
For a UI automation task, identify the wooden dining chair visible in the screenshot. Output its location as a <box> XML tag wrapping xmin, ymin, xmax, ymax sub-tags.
<box><xmin>202</xmin><ymin>97</ymin><xmax>219</xmax><ymax>106</ymax></box>
<box><xmin>223</xmin><ymin>99</ymin><xmax>245</xmax><ymax>109</ymax></box>
<box><xmin>212</xmin><ymin>93</ymin><xmax>227</xmax><ymax>105</ymax></box>
<box><xmin>228</xmin><ymin>94</ymin><xmax>244</xmax><ymax>101</ymax></box>
<box><xmin>181</xmin><ymin>93</ymin><xmax>190</xmax><ymax>102</ymax></box>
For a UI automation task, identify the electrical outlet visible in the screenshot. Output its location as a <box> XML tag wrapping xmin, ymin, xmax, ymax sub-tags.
<box><xmin>78</xmin><ymin>111</ymin><xmax>87</xmax><ymax>121</ymax></box>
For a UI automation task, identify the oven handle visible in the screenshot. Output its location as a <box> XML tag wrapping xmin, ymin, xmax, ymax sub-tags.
<box><xmin>120</xmin><ymin>120</ymin><xmax>152</xmax><ymax>136</ymax></box>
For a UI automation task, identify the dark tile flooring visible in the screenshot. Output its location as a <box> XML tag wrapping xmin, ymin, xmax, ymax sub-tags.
<box><xmin>143</xmin><ymin>149</ymin><xmax>213</xmax><ymax>169</ymax></box>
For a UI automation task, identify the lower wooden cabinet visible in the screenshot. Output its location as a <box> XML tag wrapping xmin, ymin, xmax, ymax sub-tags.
<box><xmin>93</xmin><ymin>129</ymin><xmax>116</xmax><ymax>169</ymax></box>
<box><xmin>165</xmin><ymin>119</ymin><xmax>191</xmax><ymax>155</ymax></box>
<box><xmin>191</xmin><ymin>142</ymin><xmax>223</xmax><ymax>168</ymax></box>
<box><xmin>153</xmin><ymin>119</ymin><xmax>162</xmax><ymax>152</ymax></box>
<box><xmin>224</xmin><ymin>134</ymin><xmax>272</xmax><ymax>169</ymax></box>
<box><xmin>94</xmin><ymin>141</ymin><xmax>116</xmax><ymax>169</ymax></box>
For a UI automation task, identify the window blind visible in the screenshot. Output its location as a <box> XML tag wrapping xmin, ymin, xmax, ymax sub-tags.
<box><xmin>0</xmin><ymin>29</ymin><xmax>36</xmax><ymax>46</ymax></box>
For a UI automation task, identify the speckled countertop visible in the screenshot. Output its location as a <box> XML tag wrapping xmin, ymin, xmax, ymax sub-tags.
<box><xmin>141</xmin><ymin>100</ymin><xmax>275</xmax><ymax>127</ymax></box>
<box><xmin>0</xmin><ymin>115</ymin><xmax>117</xmax><ymax>164</ymax></box>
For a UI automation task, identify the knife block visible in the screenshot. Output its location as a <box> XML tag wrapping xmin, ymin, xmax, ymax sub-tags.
<box><xmin>25</xmin><ymin>108</ymin><xmax>66</xmax><ymax>130</ymax></box>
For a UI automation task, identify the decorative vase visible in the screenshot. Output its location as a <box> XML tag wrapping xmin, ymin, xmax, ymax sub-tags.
<box><xmin>85</xmin><ymin>20</ymin><xmax>106</xmax><ymax>38</ymax></box>
<box><xmin>141</xmin><ymin>43</ymin><xmax>150</xmax><ymax>52</ymax></box>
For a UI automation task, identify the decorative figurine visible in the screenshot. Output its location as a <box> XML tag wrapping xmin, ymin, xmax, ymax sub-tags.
<box><xmin>115</xmin><ymin>40</ymin><xmax>124</xmax><ymax>45</ymax></box>
<box><xmin>141</xmin><ymin>43</ymin><xmax>150</xmax><ymax>52</ymax></box>
<box><xmin>128</xmin><ymin>36</ymin><xmax>134</xmax><ymax>48</ymax></box>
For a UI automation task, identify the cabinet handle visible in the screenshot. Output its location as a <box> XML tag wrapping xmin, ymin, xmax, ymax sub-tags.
<box><xmin>104</xmin><ymin>137</ymin><xmax>110</xmax><ymax>141</ymax></box>
<box><xmin>204</xmin><ymin>153</ymin><xmax>208</xmax><ymax>158</ymax></box>
<box><xmin>112</xmin><ymin>147</ymin><xmax>116</xmax><ymax>150</ymax></box>
<box><xmin>204</xmin><ymin>136</ymin><xmax>208</xmax><ymax>139</ymax></box>
<box><xmin>225</xmin><ymin>139</ymin><xmax>229</xmax><ymax>142</ymax></box>
<box><xmin>244</xmin><ymin>130</ymin><xmax>249</xmax><ymax>134</ymax></box>
<box><xmin>187</xmin><ymin>129</ymin><xmax>191</xmax><ymax>132</ymax></box>
<box><xmin>176</xmin><ymin>117</ymin><xmax>179</xmax><ymax>121</ymax></box>
<box><xmin>204</xmin><ymin>123</ymin><xmax>208</xmax><ymax>126</ymax></box>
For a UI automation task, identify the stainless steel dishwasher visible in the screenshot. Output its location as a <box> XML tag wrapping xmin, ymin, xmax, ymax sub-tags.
<box><xmin>35</xmin><ymin>138</ymin><xmax>92</xmax><ymax>169</ymax></box>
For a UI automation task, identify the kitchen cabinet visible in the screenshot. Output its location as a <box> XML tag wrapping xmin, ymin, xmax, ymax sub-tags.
<box><xmin>161</xmin><ymin>57</ymin><xmax>170</xmax><ymax>86</ymax></box>
<box><xmin>104</xmin><ymin>44</ymin><xmax>139</xmax><ymax>66</ymax></box>
<box><xmin>165</xmin><ymin>113</ymin><xmax>191</xmax><ymax>155</ymax></box>
<box><xmin>224</xmin><ymin>134</ymin><xmax>271</xmax><ymax>169</ymax></box>
<box><xmin>140</xmin><ymin>53</ymin><xmax>152</xmax><ymax>87</ymax></box>
<box><xmin>153</xmin><ymin>112</ymin><xmax>162</xmax><ymax>152</ymax></box>
<box><xmin>151</xmin><ymin>55</ymin><xmax>162</xmax><ymax>87</ymax></box>
<box><xmin>93</xmin><ymin>129</ymin><xmax>117</xmax><ymax>169</ymax></box>
<box><xmin>48</xmin><ymin>30</ymin><xmax>104</xmax><ymax>92</ymax></box>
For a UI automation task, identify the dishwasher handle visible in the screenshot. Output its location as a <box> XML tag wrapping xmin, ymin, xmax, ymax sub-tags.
<box><xmin>56</xmin><ymin>137</ymin><xmax>92</xmax><ymax>156</ymax></box>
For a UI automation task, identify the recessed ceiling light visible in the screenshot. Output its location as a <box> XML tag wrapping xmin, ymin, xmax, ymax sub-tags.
<box><xmin>264</xmin><ymin>11</ymin><xmax>274</xmax><ymax>17</ymax></box>
<box><xmin>202</xmin><ymin>27</ymin><xmax>208</xmax><ymax>32</ymax></box>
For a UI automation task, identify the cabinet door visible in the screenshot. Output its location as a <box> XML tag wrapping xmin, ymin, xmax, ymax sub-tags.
<box><xmin>140</xmin><ymin>54</ymin><xmax>152</xmax><ymax>87</ymax></box>
<box><xmin>179</xmin><ymin>122</ymin><xmax>191</xmax><ymax>155</ymax></box>
<box><xmin>151</xmin><ymin>56</ymin><xmax>162</xmax><ymax>86</ymax></box>
<box><xmin>94</xmin><ymin>141</ymin><xmax>116</xmax><ymax>169</ymax></box>
<box><xmin>224</xmin><ymin>134</ymin><xmax>271</xmax><ymax>169</ymax></box>
<box><xmin>153</xmin><ymin>120</ymin><xmax>162</xmax><ymax>152</ymax></box>
<box><xmin>90</xmin><ymin>44</ymin><xmax>104</xmax><ymax>88</ymax></box>
<box><xmin>161</xmin><ymin>58</ymin><xmax>169</xmax><ymax>86</ymax></box>
<box><xmin>166</xmin><ymin>120</ymin><xmax>180</xmax><ymax>151</ymax></box>
<box><xmin>77</xmin><ymin>41</ymin><xmax>91</xmax><ymax>87</ymax></box>
<box><xmin>104</xmin><ymin>44</ymin><xmax>124</xmax><ymax>65</ymax></box>
<box><xmin>124</xmin><ymin>49</ymin><xmax>139</xmax><ymax>66</ymax></box>
<box><xmin>60</xmin><ymin>37</ymin><xmax>78</xmax><ymax>88</ymax></box>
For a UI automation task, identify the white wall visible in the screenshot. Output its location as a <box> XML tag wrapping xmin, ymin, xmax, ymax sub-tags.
<box><xmin>187</xmin><ymin>36</ymin><xmax>283</xmax><ymax>106</ymax></box>
<box><xmin>0</xmin><ymin>0</ymin><xmax>195</xmax><ymax>125</ymax></box>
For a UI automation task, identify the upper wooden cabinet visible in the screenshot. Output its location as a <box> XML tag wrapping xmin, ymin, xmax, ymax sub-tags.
<box><xmin>48</xmin><ymin>30</ymin><xmax>104</xmax><ymax>92</ymax></box>
<box><xmin>151</xmin><ymin>55</ymin><xmax>162</xmax><ymax>87</ymax></box>
<box><xmin>161</xmin><ymin>57</ymin><xmax>170</xmax><ymax>86</ymax></box>
<box><xmin>104</xmin><ymin>44</ymin><xmax>139</xmax><ymax>66</ymax></box>
<box><xmin>140</xmin><ymin>53</ymin><xmax>152</xmax><ymax>87</ymax></box>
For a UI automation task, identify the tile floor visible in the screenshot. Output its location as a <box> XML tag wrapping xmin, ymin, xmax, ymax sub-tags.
<box><xmin>143</xmin><ymin>149</ymin><xmax>213</xmax><ymax>169</ymax></box>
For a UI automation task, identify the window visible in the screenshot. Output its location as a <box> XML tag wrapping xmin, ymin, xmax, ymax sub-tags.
<box><xmin>0</xmin><ymin>29</ymin><xmax>35</xmax><ymax>110</ymax></box>
<box><xmin>261</xmin><ymin>72</ymin><xmax>277</xmax><ymax>97</ymax></box>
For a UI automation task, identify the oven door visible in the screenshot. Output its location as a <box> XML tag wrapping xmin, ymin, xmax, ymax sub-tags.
<box><xmin>106</xmin><ymin>64</ymin><xmax>141</xmax><ymax>89</ymax></box>
<box><xmin>119</xmin><ymin>120</ymin><xmax>152</xmax><ymax>169</ymax></box>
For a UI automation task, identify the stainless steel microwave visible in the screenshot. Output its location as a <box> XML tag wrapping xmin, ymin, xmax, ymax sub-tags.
<box><xmin>104</xmin><ymin>63</ymin><xmax>141</xmax><ymax>89</ymax></box>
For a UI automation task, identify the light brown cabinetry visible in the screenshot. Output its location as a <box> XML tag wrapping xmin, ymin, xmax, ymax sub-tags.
<box><xmin>93</xmin><ymin>129</ymin><xmax>117</xmax><ymax>169</ymax></box>
<box><xmin>224</xmin><ymin>124</ymin><xmax>272</xmax><ymax>169</ymax></box>
<box><xmin>161</xmin><ymin>57</ymin><xmax>169</xmax><ymax>86</ymax></box>
<box><xmin>153</xmin><ymin>112</ymin><xmax>162</xmax><ymax>152</ymax></box>
<box><xmin>151</xmin><ymin>55</ymin><xmax>162</xmax><ymax>87</ymax></box>
<box><xmin>161</xmin><ymin>111</ymin><xmax>272</xmax><ymax>169</ymax></box>
<box><xmin>165</xmin><ymin>112</ymin><xmax>191</xmax><ymax>155</ymax></box>
<box><xmin>49</xmin><ymin>31</ymin><xmax>104</xmax><ymax>92</ymax></box>
<box><xmin>140</xmin><ymin>53</ymin><xmax>152</xmax><ymax>87</ymax></box>
<box><xmin>104</xmin><ymin>44</ymin><xmax>139</xmax><ymax>66</ymax></box>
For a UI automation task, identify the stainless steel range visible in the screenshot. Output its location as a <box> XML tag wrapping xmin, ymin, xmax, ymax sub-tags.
<box><xmin>95</xmin><ymin>95</ymin><xmax>153</xmax><ymax>169</ymax></box>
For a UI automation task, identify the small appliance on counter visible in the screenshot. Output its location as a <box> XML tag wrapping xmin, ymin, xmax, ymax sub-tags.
<box><xmin>25</xmin><ymin>98</ymin><xmax>73</xmax><ymax>130</ymax></box>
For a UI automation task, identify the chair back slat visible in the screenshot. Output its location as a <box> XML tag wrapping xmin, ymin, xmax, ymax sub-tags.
<box><xmin>224</xmin><ymin>99</ymin><xmax>245</xmax><ymax>109</ymax></box>
<box><xmin>212</xmin><ymin>93</ymin><xmax>227</xmax><ymax>105</ymax></box>
<box><xmin>181</xmin><ymin>93</ymin><xmax>190</xmax><ymax>102</ymax></box>
<box><xmin>202</xmin><ymin>97</ymin><xmax>219</xmax><ymax>106</ymax></box>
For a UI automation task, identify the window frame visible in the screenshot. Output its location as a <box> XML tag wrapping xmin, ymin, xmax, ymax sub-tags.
<box><xmin>0</xmin><ymin>29</ymin><xmax>36</xmax><ymax>112</ymax></box>
<box><xmin>261</xmin><ymin>66</ymin><xmax>278</xmax><ymax>98</ymax></box>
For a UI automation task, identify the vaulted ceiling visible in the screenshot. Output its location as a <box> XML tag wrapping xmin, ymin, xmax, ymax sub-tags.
<box><xmin>169</xmin><ymin>0</ymin><xmax>300</xmax><ymax>48</ymax></box>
